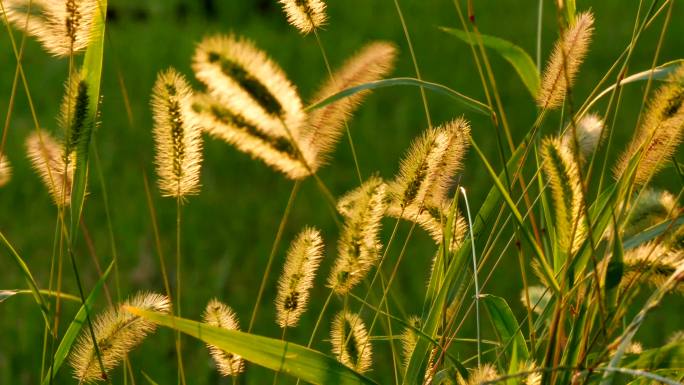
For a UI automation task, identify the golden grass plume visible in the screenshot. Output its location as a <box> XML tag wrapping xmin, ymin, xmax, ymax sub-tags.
<box><xmin>537</xmin><ymin>11</ymin><xmax>594</xmax><ymax>109</ymax></box>
<box><xmin>277</xmin><ymin>0</ymin><xmax>327</xmax><ymax>34</ymax></box>
<box><xmin>562</xmin><ymin>112</ymin><xmax>604</xmax><ymax>159</ymax></box>
<box><xmin>330</xmin><ymin>311</ymin><xmax>372</xmax><ymax>374</ymax></box>
<box><xmin>203</xmin><ymin>299</ymin><xmax>245</xmax><ymax>376</ymax></box>
<box><xmin>623</xmin><ymin>188</ymin><xmax>678</xmax><ymax>238</ymax></box>
<box><xmin>151</xmin><ymin>68</ymin><xmax>203</xmax><ymax>198</ymax></box>
<box><xmin>458</xmin><ymin>363</ymin><xmax>499</xmax><ymax>385</ymax></box>
<box><xmin>622</xmin><ymin>242</ymin><xmax>683</xmax><ymax>293</ymax></box>
<box><xmin>69</xmin><ymin>292</ymin><xmax>171</xmax><ymax>383</ymax></box>
<box><xmin>59</xmin><ymin>71</ymin><xmax>93</xmax><ymax>155</ymax></box>
<box><xmin>275</xmin><ymin>227</ymin><xmax>324</xmax><ymax>328</ymax></box>
<box><xmin>400</xmin><ymin>316</ymin><xmax>421</xmax><ymax>368</ymax></box>
<box><xmin>0</xmin><ymin>154</ymin><xmax>11</xmax><ymax>187</ymax></box>
<box><xmin>25</xmin><ymin>131</ymin><xmax>74</xmax><ymax>206</ymax></box>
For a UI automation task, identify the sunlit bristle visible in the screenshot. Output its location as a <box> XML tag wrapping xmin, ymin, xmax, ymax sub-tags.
<box><xmin>389</xmin><ymin>119</ymin><xmax>471</xmax><ymax>209</ymax></box>
<box><xmin>59</xmin><ymin>71</ymin><xmax>93</xmax><ymax>156</ymax></box>
<box><xmin>203</xmin><ymin>299</ymin><xmax>244</xmax><ymax>376</ymax></box>
<box><xmin>330</xmin><ymin>311</ymin><xmax>372</xmax><ymax>374</ymax></box>
<box><xmin>70</xmin><ymin>293</ymin><xmax>171</xmax><ymax>383</ymax></box>
<box><xmin>537</xmin><ymin>11</ymin><xmax>594</xmax><ymax>109</ymax></box>
<box><xmin>277</xmin><ymin>0</ymin><xmax>327</xmax><ymax>34</ymax></box>
<box><xmin>303</xmin><ymin>42</ymin><xmax>397</xmax><ymax>170</ymax></box>
<box><xmin>192</xmin><ymin>35</ymin><xmax>306</xmax><ymax>141</ymax></box>
<box><xmin>622</xmin><ymin>242</ymin><xmax>684</xmax><ymax>293</ymax></box>
<box><xmin>615</xmin><ymin>65</ymin><xmax>684</xmax><ymax>185</ymax></box>
<box><xmin>191</xmin><ymin>94</ymin><xmax>311</xmax><ymax>179</ymax></box>
<box><xmin>562</xmin><ymin>112</ymin><xmax>604</xmax><ymax>160</ymax></box>
<box><xmin>1</xmin><ymin>0</ymin><xmax>98</xmax><ymax>57</ymax></box>
<box><xmin>328</xmin><ymin>176</ymin><xmax>386</xmax><ymax>294</ymax></box>
<box><xmin>25</xmin><ymin>131</ymin><xmax>74</xmax><ymax>206</ymax></box>
<box><xmin>151</xmin><ymin>68</ymin><xmax>203</xmax><ymax>198</ymax></box>
<box><xmin>275</xmin><ymin>227</ymin><xmax>324</xmax><ymax>328</ymax></box>
<box><xmin>0</xmin><ymin>154</ymin><xmax>11</xmax><ymax>187</ymax></box>
<box><xmin>541</xmin><ymin>137</ymin><xmax>586</xmax><ymax>253</ymax></box>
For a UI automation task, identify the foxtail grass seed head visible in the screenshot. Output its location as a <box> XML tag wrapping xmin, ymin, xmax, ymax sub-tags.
<box><xmin>389</xmin><ymin>119</ymin><xmax>471</xmax><ymax>209</ymax></box>
<box><xmin>541</xmin><ymin>137</ymin><xmax>586</xmax><ymax>253</ymax></box>
<box><xmin>203</xmin><ymin>299</ymin><xmax>245</xmax><ymax>376</ymax></box>
<box><xmin>458</xmin><ymin>364</ymin><xmax>499</xmax><ymax>385</ymax></box>
<box><xmin>303</xmin><ymin>42</ymin><xmax>397</xmax><ymax>169</ymax></box>
<box><xmin>191</xmin><ymin>94</ymin><xmax>311</xmax><ymax>179</ymax></box>
<box><xmin>328</xmin><ymin>177</ymin><xmax>386</xmax><ymax>294</ymax></box>
<box><xmin>60</xmin><ymin>71</ymin><xmax>93</xmax><ymax>156</ymax></box>
<box><xmin>25</xmin><ymin>131</ymin><xmax>74</xmax><ymax>206</ymax></box>
<box><xmin>275</xmin><ymin>227</ymin><xmax>324</xmax><ymax>328</ymax></box>
<box><xmin>400</xmin><ymin>316</ymin><xmax>421</xmax><ymax>368</ymax></box>
<box><xmin>537</xmin><ymin>11</ymin><xmax>594</xmax><ymax>109</ymax></box>
<box><xmin>192</xmin><ymin>35</ymin><xmax>306</xmax><ymax>143</ymax></box>
<box><xmin>151</xmin><ymin>68</ymin><xmax>203</xmax><ymax>198</ymax></box>
<box><xmin>0</xmin><ymin>155</ymin><xmax>11</xmax><ymax>187</ymax></box>
<box><xmin>562</xmin><ymin>113</ymin><xmax>604</xmax><ymax>159</ymax></box>
<box><xmin>277</xmin><ymin>0</ymin><xmax>327</xmax><ymax>34</ymax></box>
<box><xmin>624</xmin><ymin>189</ymin><xmax>678</xmax><ymax>238</ymax></box>
<box><xmin>330</xmin><ymin>311</ymin><xmax>372</xmax><ymax>374</ymax></box>
<box><xmin>1</xmin><ymin>0</ymin><xmax>98</xmax><ymax>56</ymax></box>
<box><xmin>69</xmin><ymin>292</ymin><xmax>171</xmax><ymax>383</ymax></box>
<box><xmin>615</xmin><ymin>65</ymin><xmax>684</xmax><ymax>185</ymax></box>
<box><xmin>622</xmin><ymin>242</ymin><xmax>683</xmax><ymax>293</ymax></box>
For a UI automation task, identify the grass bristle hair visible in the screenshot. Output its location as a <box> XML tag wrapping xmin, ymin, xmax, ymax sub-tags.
<box><xmin>302</xmin><ymin>41</ymin><xmax>397</xmax><ymax>170</ymax></box>
<box><xmin>541</xmin><ymin>137</ymin><xmax>586</xmax><ymax>253</ymax></box>
<box><xmin>60</xmin><ymin>71</ymin><xmax>93</xmax><ymax>157</ymax></box>
<box><xmin>537</xmin><ymin>11</ymin><xmax>594</xmax><ymax>110</ymax></box>
<box><xmin>614</xmin><ymin>65</ymin><xmax>684</xmax><ymax>185</ymax></box>
<box><xmin>330</xmin><ymin>311</ymin><xmax>372</xmax><ymax>374</ymax></box>
<box><xmin>1</xmin><ymin>0</ymin><xmax>98</xmax><ymax>56</ymax></box>
<box><xmin>0</xmin><ymin>154</ymin><xmax>11</xmax><ymax>187</ymax></box>
<box><xmin>277</xmin><ymin>0</ymin><xmax>327</xmax><ymax>35</ymax></box>
<box><xmin>25</xmin><ymin>131</ymin><xmax>74</xmax><ymax>206</ymax></box>
<box><xmin>151</xmin><ymin>68</ymin><xmax>203</xmax><ymax>199</ymax></box>
<box><xmin>275</xmin><ymin>227</ymin><xmax>324</xmax><ymax>328</ymax></box>
<box><xmin>192</xmin><ymin>34</ymin><xmax>307</xmax><ymax>144</ymax></box>
<box><xmin>69</xmin><ymin>292</ymin><xmax>171</xmax><ymax>383</ymax></box>
<box><xmin>328</xmin><ymin>176</ymin><xmax>387</xmax><ymax>294</ymax></box>
<box><xmin>203</xmin><ymin>299</ymin><xmax>245</xmax><ymax>376</ymax></box>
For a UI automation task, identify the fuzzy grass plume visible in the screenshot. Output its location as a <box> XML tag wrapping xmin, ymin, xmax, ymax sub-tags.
<box><xmin>25</xmin><ymin>131</ymin><xmax>74</xmax><ymax>206</ymax></box>
<box><xmin>328</xmin><ymin>177</ymin><xmax>386</xmax><ymax>294</ymax></box>
<box><xmin>69</xmin><ymin>293</ymin><xmax>171</xmax><ymax>383</ymax></box>
<box><xmin>151</xmin><ymin>68</ymin><xmax>203</xmax><ymax>198</ymax></box>
<box><xmin>623</xmin><ymin>189</ymin><xmax>678</xmax><ymax>238</ymax></box>
<box><xmin>622</xmin><ymin>242</ymin><xmax>683</xmax><ymax>293</ymax></box>
<box><xmin>302</xmin><ymin>41</ymin><xmax>397</xmax><ymax>169</ymax></box>
<box><xmin>60</xmin><ymin>71</ymin><xmax>93</xmax><ymax>157</ymax></box>
<box><xmin>541</xmin><ymin>137</ymin><xmax>586</xmax><ymax>253</ymax></box>
<box><xmin>1</xmin><ymin>0</ymin><xmax>99</xmax><ymax>56</ymax></box>
<box><xmin>0</xmin><ymin>154</ymin><xmax>11</xmax><ymax>187</ymax></box>
<box><xmin>275</xmin><ymin>227</ymin><xmax>324</xmax><ymax>328</ymax></box>
<box><xmin>615</xmin><ymin>65</ymin><xmax>684</xmax><ymax>185</ymax></box>
<box><xmin>400</xmin><ymin>316</ymin><xmax>421</xmax><ymax>368</ymax></box>
<box><xmin>277</xmin><ymin>0</ymin><xmax>327</xmax><ymax>34</ymax></box>
<box><xmin>192</xmin><ymin>34</ymin><xmax>306</xmax><ymax>143</ymax></box>
<box><xmin>562</xmin><ymin>112</ymin><xmax>604</xmax><ymax>160</ymax></box>
<box><xmin>203</xmin><ymin>299</ymin><xmax>245</xmax><ymax>376</ymax></box>
<box><xmin>330</xmin><ymin>311</ymin><xmax>372</xmax><ymax>374</ymax></box>
<box><xmin>537</xmin><ymin>11</ymin><xmax>594</xmax><ymax>109</ymax></box>
<box><xmin>385</xmin><ymin>200</ymin><xmax>467</xmax><ymax>251</ymax></box>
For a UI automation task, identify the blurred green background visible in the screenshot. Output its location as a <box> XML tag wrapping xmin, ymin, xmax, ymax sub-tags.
<box><xmin>1</xmin><ymin>0</ymin><xmax>682</xmax><ymax>383</ymax></box>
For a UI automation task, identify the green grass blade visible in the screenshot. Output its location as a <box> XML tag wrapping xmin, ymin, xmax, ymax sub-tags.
<box><xmin>125</xmin><ymin>308</ymin><xmax>378</xmax><ymax>385</ymax></box>
<box><xmin>566</xmin><ymin>0</ymin><xmax>576</xmax><ymax>24</ymax></box>
<box><xmin>40</xmin><ymin>261</ymin><xmax>113</xmax><ymax>385</ymax></box>
<box><xmin>481</xmin><ymin>295</ymin><xmax>530</xmax><ymax>363</ymax></box>
<box><xmin>305</xmin><ymin>77</ymin><xmax>491</xmax><ymax>115</ymax></box>
<box><xmin>0</xmin><ymin>289</ymin><xmax>80</xmax><ymax>303</ymax></box>
<box><xmin>440</xmin><ymin>27</ymin><xmax>540</xmax><ymax>98</ymax></box>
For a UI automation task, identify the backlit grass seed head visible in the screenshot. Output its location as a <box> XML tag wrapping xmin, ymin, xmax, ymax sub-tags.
<box><xmin>622</xmin><ymin>242</ymin><xmax>683</xmax><ymax>293</ymax></box>
<box><xmin>192</xmin><ymin>35</ymin><xmax>306</xmax><ymax>142</ymax></box>
<box><xmin>541</xmin><ymin>137</ymin><xmax>586</xmax><ymax>253</ymax></box>
<box><xmin>458</xmin><ymin>364</ymin><xmax>499</xmax><ymax>385</ymax></box>
<box><xmin>1</xmin><ymin>0</ymin><xmax>98</xmax><ymax>56</ymax></box>
<box><xmin>0</xmin><ymin>155</ymin><xmax>11</xmax><ymax>187</ymax></box>
<box><xmin>26</xmin><ymin>131</ymin><xmax>74</xmax><ymax>206</ymax></box>
<box><xmin>203</xmin><ymin>299</ymin><xmax>244</xmax><ymax>376</ymax></box>
<box><xmin>191</xmin><ymin>94</ymin><xmax>311</xmax><ymax>179</ymax></box>
<box><xmin>537</xmin><ymin>11</ymin><xmax>594</xmax><ymax>109</ymax></box>
<box><xmin>328</xmin><ymin>177</ymin><xmax>386</xmax><ymax>294</ymax></box>
<box><xmin>69</xmin><ymin>292</ymin><xmax>171</xmax><ymax>383</ymax></box>
<box><xmin>60</xmin><ymin>72</ymin><xmax>92</xmax><ymax>156</ymax></box>
<box><xmin>562</xmin><ymin>113</ymin><xmax>604</xmax><ymax>159</ymax></box>
<box><xmin>624</xmin><ymin>189</ymin><xmax>678</xmax><ymax>238</ymax></box>
<box><xmin>276</xmin><ymin>227</ymin><xmax>324</xmax><ymax>328</ymax></box>
<box><xmin>151</xmin><ymin>68</ymin><xmax>203</xmax><ymax>198</ymax></box>
<box><xmin>400</xmin><ymin>316</ymin><xmax>421</xmax><ymax>368</ymax></box>
<box><xmin>303</xmin><ymin>42</ymin><xmax>397</xmax><ymax>170</ymax></box>
<box><xmin>389</xmin><ymin>119</ymin><xmax>471</xmax><ymax>208</ymax></box>
<box><xmin>277</xmin><ymin>0</ymin><xmax>327</xmax><ymax>34</ymax></box>
<box><xmin>330</xmin><ymin>311</ymin><xmax>372</xmax><ymax>374</ymax></box>
<box><xmin>615</xmin><ymin>65</ymin><xmax>684</xmax><ymax>185</ymax></box>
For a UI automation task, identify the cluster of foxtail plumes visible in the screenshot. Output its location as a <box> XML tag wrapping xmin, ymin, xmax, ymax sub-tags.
<box><xmin>203</xmin><ymin>299</ymin><xmax>245</xmax><ymax>376</ymax></box>
<box><xmin>277</xmin><ymin>0</ymin><xmax>327</xmax><ymax>34</ymax></box>
<box><xmin>0</xmin><ymin>154</ymin><xmax>11</xmax><ymax>187</ymax></box>
<box><xmin>1</xmin><ymin>0</ymin><xmax>99</xmax><ymax>56</ymax></box>
<box><xmin>330</xmin><ymin>311</ymin><xmax>372</xmax><ymax>374</ymax></box>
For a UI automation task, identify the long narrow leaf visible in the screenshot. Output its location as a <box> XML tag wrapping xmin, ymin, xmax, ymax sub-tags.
<box><xmin>482</xmin><ymin>295</ymin><xmax>530</xmax><ymax>363</ymax></box>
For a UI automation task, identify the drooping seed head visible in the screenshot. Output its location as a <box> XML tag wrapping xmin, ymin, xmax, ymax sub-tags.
<box><xmin>1</xmin><ymin>0</ymin><xmax>99</xmax><ymax>56</ymax></box>
<box><xmin>69</xmin><ymin>292</ymin><xmax>171</xmax><ymax>383</ymax></box>
<box><xmin>0</xmin><ymin>154</ymin><xmax>11</xmax><ymax>187</ymax></box>
<box><xmin>151</xmin><ymin>68</ymin><xmax>203</xmax><ymax>198</ymax></box>
<box><xmin>537</xmin><ymin>11</ymin><xmax>594</xmax><ymax>109</ymax></box>
<box><xmin>330</xmin><ymin>311</ymin><xmax>372</xmax><ymax>374</ymax></box>
<box><xmin>203</xmin><ymin>299</ymin><xmax>244</xmax><ymax>376</ymax></box>
<box><xmin>275</xmin><ymin>227</ymin><xmax>324</xmax><ymax>328</ymax></box>
<box><xmin>25</xmin><ymin>131</ymin><xmax>74</xmax><ymax>206</ymax></box>
<box><xmin>277</xmin><ymin>0</ymin><xmax>327</xmax><ymax>34</ymax></box>
<box><xmin>562</xmin><ymin>112</ymin><xmax>604</xmax><ymax>160</ymax></box>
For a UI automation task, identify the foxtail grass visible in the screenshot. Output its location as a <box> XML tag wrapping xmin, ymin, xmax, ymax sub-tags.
<box><xmin>0</xmin><ymin>154</ymin><xmax>11</xmax><ymax>187</ymax></box>
<box><xmin>203</xmin><ymin>299</ymin><xmax>245</xmax><ymax>377</ymax></box>
<box><xmin>277</xmin><ymin>0</ymin><xmax>327</xmax><ymax>35</ymax></box>
<box><xmin>330</xmin><ymin>311</ymin><xmax>372</xmax><ymax>374</ymax></box>
<box><xmin>26</xmin><ymin>131</ymin><xmax>74</xmax><ymax>206</ymax></box>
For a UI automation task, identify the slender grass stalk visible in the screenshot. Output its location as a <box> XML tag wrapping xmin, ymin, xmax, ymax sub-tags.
<box><xmin>459</xmin><ymin>187</ymin><xmax>481</xmax><ymax>368</ymax></box>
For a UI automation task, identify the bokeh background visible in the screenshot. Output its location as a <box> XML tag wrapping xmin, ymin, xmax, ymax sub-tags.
<box><xmin>1</xmin><ymin>0</ymin><xmax>682</xmax><ymax>383</ymax></box>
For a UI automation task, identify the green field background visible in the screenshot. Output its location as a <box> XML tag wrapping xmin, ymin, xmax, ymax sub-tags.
<box><xmin>1</xmin><ymin>1</ymin><xmax>682</xmax><ymax>383</ymax></box>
